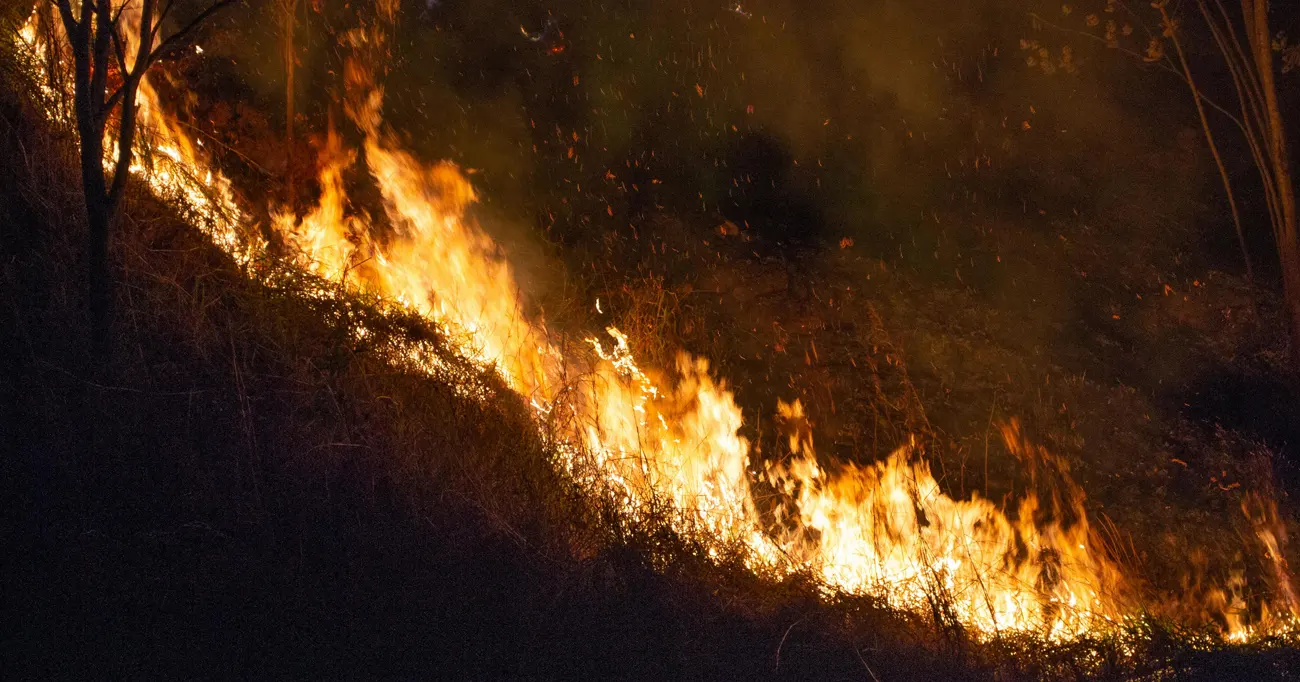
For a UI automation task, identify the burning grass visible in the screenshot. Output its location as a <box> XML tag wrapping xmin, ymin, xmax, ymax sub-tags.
<box><xmin>4</xmin><ymin>6</ymin><xmax>1300</xmax><ymax>678</ymax></box>
<box><xmin>0</xmin><ymin>61</ymin><xmax>969</xmax><ymax>679</ymax></box>
<box><xmin>3</xmin><ymin>83</ymin><xmax>1293</xmax><ymax>680</ymax></box>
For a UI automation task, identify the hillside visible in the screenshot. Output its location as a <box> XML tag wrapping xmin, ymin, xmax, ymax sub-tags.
<box><xmin>5</xmin><ymin>2</ymin><xmax>1300</xmax><ymax>679</ymax></box>
<box><xmin>0</xmin><ymin>58</ymin><xmax>978</xmax><ymax>679</ymax></box>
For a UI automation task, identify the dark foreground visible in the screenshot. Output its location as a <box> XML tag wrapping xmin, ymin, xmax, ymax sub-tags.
<box><xmin>4</xmin><ymin>34</ymin><xmax>1300</xmax><ymax>682</ymax></box>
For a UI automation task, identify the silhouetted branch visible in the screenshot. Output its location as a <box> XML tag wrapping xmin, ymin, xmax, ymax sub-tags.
<box><xmin>149</xmin><ymin>0</ymin><xmax>236</xmax><ymax>63</ymax></box>
<box><xmin>1029</xmin><ymin>11</ymin><xmax>1249</xmax><ymax>139</ymax></box>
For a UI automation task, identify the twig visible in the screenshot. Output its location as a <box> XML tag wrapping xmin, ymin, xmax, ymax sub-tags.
<box><xmin>1027</xmin><ymin>11</ymin><xmax>1247</xmax><ymax>128</ymax></box>
<box><xmin>774</xmin><ymin>616</ymin><xmax>806</xmax><ymax>672</ymax></box>
<box><xmin>855</xmin><ymin>647</ymin><xmax>882</xmax><ymax>682</ymax></box>
<box><xmin>172</xmin><ymin>117</ymin><xmax>273</xmax><ymax>177</ymax></box>
<box><xmin>983</xmin><ymin>392</ymin><xmax>997</xmax><ymax>495</ymax></box>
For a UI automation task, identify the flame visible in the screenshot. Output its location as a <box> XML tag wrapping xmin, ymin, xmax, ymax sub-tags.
<box><xmin>13</xmin><ymin>5</ymin><xmax>1300</xmax><ymax>643</ymax></box>
<box><xmin>271</xmin><ymin>24</ymin><xmax>1132</xmax><ymax>638</ymax></box>
<box><xmin>274</xmin><ymin>127</ymin><xmax>360</xmax><ymax>281</ymax></box>
<box><xmin>765</xmin><ymin>405</ymin><xmax>1126</xmax><ymax>637</ymax></box>
<box><xmin>1225</xmin><ymin>493</ymin><xmax>1300</xmax><ymax>641</ymax></box>
<box><xmin>16</xmin><ymin>3</ymin><xmax>249</xmax><ymax>259</ymax></box>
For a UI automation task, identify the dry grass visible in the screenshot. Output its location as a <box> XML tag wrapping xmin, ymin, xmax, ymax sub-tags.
<box><xmin>0</xmin><ymin>45</ymin><xmax>957</xmax><ymax>679</ymax></box>
<box><xmin>3</xmin><ymin>31</ymin><xmax>1300</xmax><ymax>679</ymax></box>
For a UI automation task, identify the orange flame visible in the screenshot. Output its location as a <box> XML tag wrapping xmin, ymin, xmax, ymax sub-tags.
<box><xmin>14</xmin><ymin>6</ymin><xmax>1299</xmax><ymax>642</ymax></box>
<box><xmin>266</xmin><ymin>24</ymin><xmax>1129</xmax><ymax>638</ymax></box>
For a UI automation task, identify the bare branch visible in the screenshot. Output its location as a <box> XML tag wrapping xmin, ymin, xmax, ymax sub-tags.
<box><xmin>101</xmin><ymin>17</ymin><xmax>131</xmax><ymax>127</ymax></box>
<box><xmin>104</xmin><ymin>0</ymin><xmax>153</xmax><ymax>207</ymax></box>
<box><xmin>1199</xmin><ymin>0</ymin><xmax>1284</xmax><ymax>236</ymax></box>
<box><xmin>1112</xmin><ymin>0</ymin><xmax>1163</xmax><ymax>42</ymax></box>
<box><xmin>103</xmin><ymin>81</ymin><xmax>124</xmax><ymax>116</ymax></box>
<box><xmin>152</xmin><ymin>0</ymin><xmax>177</xmax><ymax>41</ymax></box>
<box><xmin>128</xmin><ymin>0</ymin><xmax>155</xmax><ymax>76</ymax></box>
<box><xmin>89</xmin><ymin>0</ymin><xmax>114</xmax><ymax>119</ymax></box>
<box><xmin>1028</xmin><ymin>11</ymin><xmax>1249</xmax><ymax>131</ymax></box>
<box><xmin>52</xmin><ymin>0</ymin><xmax>80</xmax><ymax>38</ymax></box>
<box><xmin>1157</xmin><ymin>1</ymin><xmax>1255</xmax><ymax>283</ymax></box>
<box><xmin>1029</xmin><ymin>12</ymin><xmax>1187</xmax><ymax>77</ymax></box>
<box><xmin>108</xmin><ymin>17</ymin><xmax>127</xmax><ymax>73</ymax></box>
<box><xmin>1209</xmin><ymin>0</ymin><xmax>1268</xmax><ymax>124</ymax></box>
<box><xmin>145</xmin><ymin>0</ymin><xmax>237</xmax><ymax>68</ymax></box>
<box><xmin>111</xmin><ymin>0</ymin><xmax>131</xmax><ymax>26</ymax></box>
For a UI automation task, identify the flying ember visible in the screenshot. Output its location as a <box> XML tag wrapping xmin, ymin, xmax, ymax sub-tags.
<box><xmin>14</xmin><ymin>1</ymin><xmax>1300</xmax><ymax>647</ymax></box>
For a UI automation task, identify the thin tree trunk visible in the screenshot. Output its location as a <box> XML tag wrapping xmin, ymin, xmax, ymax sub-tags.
<box><xmin>1160</xmin><ymin>5</ymin><xmax>1256</xmax><ymax>287</ymax></box>
<box><xmin>69</xmin><ymin>7</ymin><xmax>111</xmax><ymax>358</ymax></box>
<box><xmin>283</xmin><ymin>0</ymin><xmax>296</xmax><ymax>209</ymax></box>
<box><xmin>54</xmin><ymin>0</ymin><xmax>231</xmax><ymax>362</ymax></box>
<box><xmin>1243</xmin><ymin>0</ymin><xmax>1300</xmax><ymax>368</ymax></box>
<box><xmin>86</xmin><ymin>189</ymin><xmax>111</xmax><ymax>357</ymax></box>
<box><xmin>78</xmin><ymin>119</ymin><xmax>110</xmax><ymax>357</ymax></box>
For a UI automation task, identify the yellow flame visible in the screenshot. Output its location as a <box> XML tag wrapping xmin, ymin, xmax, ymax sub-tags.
<box><xmin>19</xmin><ymin>3</ymin><xmax>249</xmax><ymax>259</ymax></box>
<box><xmin>265</xmin><ymin>25</ymin><xmax>1128</xmax><ymax>638</ymax></box>
<box><xmin>15</xmin><ymin>5</ymin><xmax>1300</xmax><ymax>643</ymax></box>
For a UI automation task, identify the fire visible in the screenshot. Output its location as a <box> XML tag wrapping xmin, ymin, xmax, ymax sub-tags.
<box><xmin>274</xmin><ymin>127</ymin><xmax>360</xmax><ymax>282</ymax></box>
<box><xmin>14</xmin><ymin>3</ymin><xmax>248</xmax><ymax>261</ymax></box>
<box><xmin>765</xmin><ymin>404</ymin><xmax>1126</xmax><ymax>637</ymax></box>
<box><xmin>12</xmin><ymin>5</ymin><xmax>1299</xmax><ymax>644</ymax></box>
<box><xmin>248</xmin><ymin>30</ymin><xmax>1137</xmax><ymax>637</ymax></box>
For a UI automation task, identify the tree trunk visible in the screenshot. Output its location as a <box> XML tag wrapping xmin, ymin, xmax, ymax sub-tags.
<box><xmin>54</xmin><ymin>0</ymin><xmax>229</xmax><ymax>362</ymax></box>
<box><xmin>86</xmin><ymin>190</ymin><xmax>112</xmax><ymax>358</ymax></box>
<box><xmin>283</xmin><ymin>0</ymin><xmax>296</xmax><ymax>209</ymax></box>
<box><xmin>78</xmin><ymin>126</ymin><xmax>112</xmax><ymax>360</ymax></box>
<box><xmin>1244</xmin><ymin>0</ymin><xmax>1300</xmax><ymax>369</ymax></box>
<box><xmin>72</xmin><ymin>45</ymin><xmax>112</xmax><ymax>360</ymax></box>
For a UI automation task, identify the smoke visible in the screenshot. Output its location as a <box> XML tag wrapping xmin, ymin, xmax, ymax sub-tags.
<box><xmin>189</xmin><ymin>0</ymin><xmax>1211</xmax><ymax>293</ymax></box>
<box><xmin>46</xmin><ymin>0</ymin><xmax>1293</xmax><ymax>632</ymax></box>
<box><xmin>363</xmin><ymin>1</ymin><xmax>1204</xmax><ymax>261</ymax></box>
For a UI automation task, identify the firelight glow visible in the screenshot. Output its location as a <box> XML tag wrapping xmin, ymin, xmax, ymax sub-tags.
<box><xmin>15</xmin><ymin>3</ymin><xmax>1299</xmax><ymax>643</ymax></box>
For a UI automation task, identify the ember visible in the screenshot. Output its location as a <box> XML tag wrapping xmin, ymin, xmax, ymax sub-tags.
<box><xmin>12</xmin><ymin>0</ymin><xmax>1300</xmax><ymax>651</ymax></box>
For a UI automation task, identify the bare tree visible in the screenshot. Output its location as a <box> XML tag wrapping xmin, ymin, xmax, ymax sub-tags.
<box><xmin>1232</xmin><ymin>0</ymin><xmax>1299</xmax><ymax>371</ymax></box>
<box><xmin>1159</xmin><ymin>0</ymin><xmax>1298</xmax><ymax>369</ymax></box>
<box><xmin>52</xmin><ymin>0</ymin><xmax>235</xmax><ymax>357</ymax></box>
<box><xmin>1033</xmin><ymin>0</ymin><xmax>1299</xmax><ymax>370</ymax></box>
